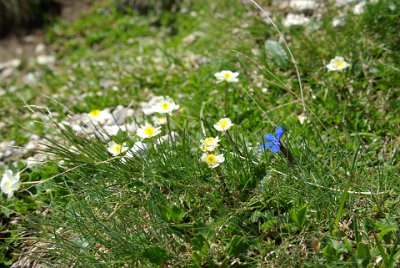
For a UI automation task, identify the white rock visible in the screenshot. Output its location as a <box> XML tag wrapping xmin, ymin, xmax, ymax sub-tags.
<box><xmin>35</xmin><ymin>43</ymin><xmax>46</xmax><ymax>54</ymax></box>
<box><xmin>353</xmin><ymin>1</ymin><xmax>366</xmax><ymax>14</ymax></box>
<box><xmin>282</xmin><ymin>13</ymin><xmax>310</xmax><ymax>27</ymax></box>
<box><xmin>37</xmin><ymin>55</ymin><xmax>56</xmax><ymax>65</ymax></box>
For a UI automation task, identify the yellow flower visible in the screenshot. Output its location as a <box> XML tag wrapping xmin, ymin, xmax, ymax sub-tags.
<box><xmin>201</xmin><ymin>153</ymin><xmax>225</xmax><ymax>168</ymax></box>
<box><xmin>326</xmin><ymin>56</ymin><xmax>350</xmax><ymax>71</ymax></box>
<box><xmin>136</xmin><ymin>124</ymin><xmax>161</xmax><ymax>139</ymax></box>
<box><xmin>200</xmin><ymin>136</ymin><xmax>220</xmax><ymax>152</ymax></box>
<box><xmin>107</xmin><ymin>141</ymin><xmax>128</xmax><ymax>156</ymax></box>
<box><xmin>214</xmin><ymin>118</ymin><xmax>233</xmax><ymax>132</ymax></box>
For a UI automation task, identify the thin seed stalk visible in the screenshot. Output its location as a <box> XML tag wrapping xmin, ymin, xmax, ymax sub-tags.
<box><xmin>216</xmin><ymin>166</ymin><xmax>227</xmax><ymax>196</ymax></box>
<box><xmin>226</xmin><ymin>130</ymin><xmax>244</xmax><ymax>158</ymax></box>
<box><xmin>224</xmin><ymin>81</ymin><xmax>229</xmax><ymax>116</ymax></box>
<box><xmin>166</xmin><ymin>113</ymin><xmax>173</xmax><ymax>144</ymax></box>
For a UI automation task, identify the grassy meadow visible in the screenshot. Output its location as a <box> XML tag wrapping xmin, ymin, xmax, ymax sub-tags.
<box><xmin>1</xmin><ymin>0</ymin><xmax>399</xmax><ymax>266</ymax></box>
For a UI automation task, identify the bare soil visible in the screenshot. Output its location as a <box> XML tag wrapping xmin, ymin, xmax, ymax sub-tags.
<box><xmin>0</xmin><ymin>0</ymin><xmax>93</xmax><ymax>62</ymax></box>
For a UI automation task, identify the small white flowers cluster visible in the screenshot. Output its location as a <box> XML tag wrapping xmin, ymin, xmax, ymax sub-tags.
<box><xmin>105</xmin><ymin>96</ymin><xmax>180</xmax><ymax>160</ymax></box>
<box><xmin>200</xmin><ymin>136</ymin><xmax>224</xmax><ymax>168</ymax></box>
<box><xmin>1</xmin><ymin>170</ymin><xmax>21</xmax><ymax>198</ymax></box>
<box><xmin>137</xmin><ymin>95</ymin><xmax>180</xmax><ymax>139</ymax></box>
<box><xmin>326</xmin><ymin>56</ymin><xmax>350</xmax><ymax>71</ymax></box>
<box><xmin>199</xmin><ymin>117</ymin><xmax>234</xmax><ymax>169</ymax></box>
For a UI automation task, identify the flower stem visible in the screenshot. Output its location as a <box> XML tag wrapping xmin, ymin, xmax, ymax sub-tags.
<box><xmin>224</xmin><ymin>81</ymin><xmax>229</xmax><ymax>116</ymax></box>
<box><xmin>226</xmin><ymin>130</ymin><xmax>244</xmax><ymax>158</ymax></box>
<box><xmin>280</xmin><ymin>144</ymin><xmax>295</xmax><ymax>165</ymax></box>
<box><xmin>216</xmin><ymin>166</ymin><xmax>227</xmax><ymax>196</ymax></box>
<box><xmin>166</xmin><ymin>113</ymin><xmax>173</xmax><ymax>144</ymax></box>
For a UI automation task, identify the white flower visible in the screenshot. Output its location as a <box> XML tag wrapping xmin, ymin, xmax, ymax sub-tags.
<box><xmin>87</xmin><ymin>109</ymin><xmax>113</xmax><ymax>124</ymax></box>
<box><xmin>326</xmin><ymin>56</ymin><xmax>350</xmax><ymax>71</ymax></box>
<box><xmin>1</xmin><ymin>170</ymin><xmax>21</xmax><ymax>198</ymax></box>
<box><xmin>141</xmin><ymin>96</ymin><xmax>179</xmax><ymax>115</ymax></box>
<box><xmin>152</xmin><ymin>96</ymin><xmax>180</xmax><ymax>114</ymax></box>
<box><xmin>136</xmin><ymin>124</ymin><xmax>161</xmax><ymax>139</ymax></box>
<box><xmin>282</xmin><ymin>14</ymin><xmax>310</xmax><ymax>27</ymax></box>
<box><xmin>152</xmin><ymin>116</ymin><xmax>167</xmax><ymax>125</ymax></box>
<box><xmin>298</xmin><ymin>114</ymin><xmax>308</xmax><ymax>124</ymax></box>
<box><xmin>214</xmin><ymin>118</ymin><xmax>234</xmax><ymax>132</ymax></box>
<box><xmin>107</xmin><ymin>141</ymin><xmax>129</xmax><ymax>156</ymax></box>
<box><xmin>214</xmin><ymin>70</ymin><xmax>239</xmax><ymax>83</ymax></box>
<box><xmin>200</xmin><ymin>136</ymin><xmax>220</xmax><ymax>152</ymax></box>
<box><xmin>201</xmin><ymin>153</ymin><xmax>225</xmax><ymax>168</ymax></box>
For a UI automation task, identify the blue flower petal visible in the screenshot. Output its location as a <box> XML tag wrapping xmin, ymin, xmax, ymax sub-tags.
<box><xmin>260</xmin><ymin>142</ymin><xmax>273</xmax><ymax>150</ymax></box>
<box><xmin>263</xmin><ymin>133</ymin><xmax>276</xmax><ymax>142</ymax></box>
<box><xmin>270</xmin><ymin>144</ymin><xmax>281</xmax><ymax>153</ymax></box>
<box><xmin>275</xmin><ymin>126</ymin><xmax>285</xmax><ymax>140</ymax></box>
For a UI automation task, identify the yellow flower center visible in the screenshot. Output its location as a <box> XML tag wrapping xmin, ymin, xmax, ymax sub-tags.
<box><xmin>336</xmin><ymin>61</ymin><xmax>344</xmax><ymax>67</ymax></box>
<box><xmin>224</xmin><ymin>73</ymin><xmax>232</xmax><ymax>79</ymax></box>
<box><xmin>113</xmin><ymin>144</ymin><xmax>122</xmax><ymax>153</ymax></box>
<box><xmin>204</xmin><ymin>137</ymin><xmax>215</xmax><ymax>144</ymax></box>
<box><xmin>219</xmin><ymin>120</ymin><xmax>228</xmax><ymax>129</ymax></box>
<box><xmin>161</xmin><ymin>102</ymin><xmax>170</xmax><ymax>110</ymax></box>
<box><xmin>5</xmin><ymin>182</ymin><xmax>11</xmax><ymax>189</ymax></box>
<box><xmin>206</xmin><ymin>154</ymin><xmax>217</xmax><ymax>164</ymax></box>
<box><xmin>144</xmin><ymin>127</ymin><xmax>156</xmax><ymax>137</ymax></box>
<box><xmin>90</xmin><ymin>109</ymin><xmax>101</xmax><ymax>117</ymax></box>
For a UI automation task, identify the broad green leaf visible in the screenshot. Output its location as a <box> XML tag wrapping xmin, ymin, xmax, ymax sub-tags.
<box><xmin>142</xmin><ymin>246</ymin><xmax>172</xmax><ymax>265</ymax></box>
<box><xmin>289</xmin><ymin>205</ymin><xmax>308</xmax><ymax>228</ymax></box>
<box><xmin>265</xmin><ymin>40</ymin><xmax>289</xmax><ymax>69</ymax></box>
<box><xmin>228</xmin><ymin>235</ymin><xmax>249</xmax><ymax>256</ymax></box>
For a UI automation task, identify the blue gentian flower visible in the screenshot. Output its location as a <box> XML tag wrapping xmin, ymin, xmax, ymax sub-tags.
<box><xmin>260</xmin><ymin>126</ymin><xmax>285</xmax><ymax>153</ymax></box>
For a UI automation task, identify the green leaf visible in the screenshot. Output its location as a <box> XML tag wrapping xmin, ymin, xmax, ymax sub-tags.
<box><xmin>190</xmin><ymin>234</ymin><xmax>206</xmax><ymax>251</ymax></box>
<box><xmin>356</xmin><ymin>243</ymin><xmax>370</xmax><ymax>261</ymax></box>
<box><xmin>169</xmin><ymin>205</ymin><xmax>186</xmax><ymax>223</ymax></box>
<box><xmin>190</xmin><ymin>251</ymin><xmax>203</xmax><ymax>267</ymax></box>
<box><xmin>228</xmin><ymin>235</ymin><xmax>249</xmax><ymax>257</ymax></box>
<box><xmin>376</xmin><ymin>224</ymin><xmax>397</xmax><ymax>242</ymax></box>
<box><xmin>265</xmin><ymin>40</ymin><xmax>289</xmax><ymax>69</ymax></box>
<box><xmin>322</xmin><ymin>243</ymin><xmax>338</xmax><ymax>261</ymax></box>
<box><xmin>142</xmin><ymin>246</ymin><xmax>172</xmax><ymax>265</ymax></box>
<box><xmin>289</xmin><ymin>205</ymin><xmax>308</xmax><ymax>229</ymax></box>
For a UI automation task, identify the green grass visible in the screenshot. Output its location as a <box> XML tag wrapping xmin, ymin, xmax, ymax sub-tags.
<box><xmin>1</xmin><ymin>0</ymin><xmax>399</xmax><ymax>266</ymax></box>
